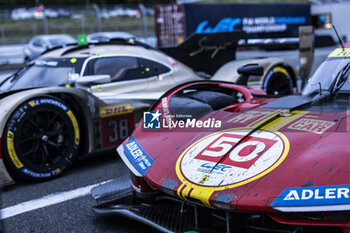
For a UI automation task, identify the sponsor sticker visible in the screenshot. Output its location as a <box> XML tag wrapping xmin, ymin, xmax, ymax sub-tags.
<box><xmin>29</xmin><ymin>98</ymin><xmax>68</xmax><ymax>111</ymax></box>
<box><xmin>271</xmin><ymin>185</ymin><xmax>350</xmax><ymax>208</ymax></box>
<box><xmin>328</xmin><ymin>48</ymin><xmax>350</xmax><ymax>57</ymax></box>
<box><xmin>123</xmin><ymin>136</ymin><xmax>154</xmax><ymax>176</ymax></box>
<box><xmin>288</xmin><ymin>118</ymin><xmax>335</xmax><ymax>133</ymax></box>
<box><xmin>7</xmin><ymin>131</ymin><xmax>23</xmax><ymax>169</ymax></box>
<box><xmin>20</xmin><ymin>168</ymin><xmax>60</xmax><ymax>178</ymax></box>
<box><xmin>99</xmin><ymin>104</ymin><xmax>133</xmax><ymax>118</ymax></box>
<box><xmin>177</xmin><ymin>129</ymin><xmax>288</xmax><ymax>187</ymax></box>
<box><xmin>227</xmin><ymin>110</ymin><xmax>273</xmax><ymax>124</ymax></box>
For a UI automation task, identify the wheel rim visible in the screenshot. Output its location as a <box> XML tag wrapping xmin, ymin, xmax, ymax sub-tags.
<box><xmin>16</xmin><ymin>108</ymin><xmax>75</xmax><ymax>172</ymax></box>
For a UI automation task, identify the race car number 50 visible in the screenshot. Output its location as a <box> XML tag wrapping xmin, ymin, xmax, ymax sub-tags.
<box><xmin>196</xmin><ymin>133</ymin><xmax>278</xmax><ymax>169</ymax></box>
<box><xmin>177</xmin><ymin>129</ymin><xmax>289</xmax><ymax>187</ymax></box>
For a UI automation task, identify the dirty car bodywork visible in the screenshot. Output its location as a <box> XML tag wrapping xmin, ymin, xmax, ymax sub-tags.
<box><xmin>92</xmin><ymin>49</ymin><xmax>350</xmax><ymax>233</ymax></box>
<box><xmin>0</xmin><ymin>32</ymin><xmax>307</xmax><ymax>185</ymax></box>
<box><xmin>0</xmin><ymin>39</ymin><xmax>201</xmax><ymax>185</ymax></box>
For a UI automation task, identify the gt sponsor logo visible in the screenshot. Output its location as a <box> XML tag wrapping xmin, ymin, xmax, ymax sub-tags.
<box><xmin>271</xmin><ymin>185</ymin><xmax>350</xmax><ymax>208</ymax></box>
<box><xmin>179</xmin><ymin>129</ymin><xmax>288</xmax><ymax>187</ymax></box>
<box><xmin>288</xmin><ymin>118</ymin><xmax>335</xmax><ymax>133</ymax></box>
<box><xmin>99</xmin><ymin>104</ymin><xmax>133</xmax><ymax>118</ymax></box>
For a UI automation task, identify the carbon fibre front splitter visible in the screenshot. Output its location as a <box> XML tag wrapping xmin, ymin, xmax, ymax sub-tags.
<box><xmin>91</xmin><ymin>174</ymin><xmax>227</xmax><ymax>233</ymax></box>
<box><xmin>91</xmin><ymin>175</ymin><xmax>342</xmax><ymax>233</ymax></box>
<box><xmin>93</xmin><ymin>198</ymin><xmax>229</xmax><ymax>233</ymax></box>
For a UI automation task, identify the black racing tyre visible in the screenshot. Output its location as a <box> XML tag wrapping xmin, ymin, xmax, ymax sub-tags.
<box><xmin>2</xmin><ymin>96</ymin><xmax>80</xmax><ymax>181</ymax></box>
<box><xmin>262</xmin><ymin>65</ymin><xmax>293</xmax><ymax>95</ymax></box>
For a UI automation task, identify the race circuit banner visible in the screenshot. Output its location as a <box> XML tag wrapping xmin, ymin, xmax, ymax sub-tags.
<box><xmin>183</xmin><ymin>3</ymin><xmax>311</xmax><ymax>39</ymax></box>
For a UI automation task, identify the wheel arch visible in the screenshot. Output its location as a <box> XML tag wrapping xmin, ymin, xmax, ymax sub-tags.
<box><xmin>0</xmin><ymin>88</ymin><xmax>97</xmax><ymax>161</ymax></box>
<box><xmin>212</xmin><ymin>57</ymin><xmax>297</xmax><ymax>89</ymax></box>
<box><xmin>48</xmin><ymin>93</ymin><xmax>91</xmax><ymax>159</ymax></box>
<box><xmin>0</xmin><ymin>88</ymin><xmax>100</xmax><ymax>183</ymax></box>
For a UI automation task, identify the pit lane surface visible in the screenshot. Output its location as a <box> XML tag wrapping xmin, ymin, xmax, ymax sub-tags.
<box><xmin>1</xmin><ymin>153</ymin><xmax>160</xmax><ymax>233</ymax></box>
<box><xmin>0</xmin><ymin>46</ymin><xmax>335</xmax><ymax>232</ymax></box>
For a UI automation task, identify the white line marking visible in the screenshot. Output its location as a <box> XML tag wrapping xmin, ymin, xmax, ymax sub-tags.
<box><xmin>0</xmin><ymin>179</ymin><xmax>113</xmax><ymax>219</ymax></box>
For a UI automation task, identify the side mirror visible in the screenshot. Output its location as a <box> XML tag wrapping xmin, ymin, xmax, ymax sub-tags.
<box><xmin>76</xmin><ymin>74</ymin><xmax>111</xmax><ymax>86</ymax></box>
<box><xmin>237</xmin><ymin>64</ymin><xmax>264</xmax><ymax>76</ymax></box>
<box><xmin>236</xmin><ymin>64</ymin><xmax>264</xmax><ymax>86</ymax></box>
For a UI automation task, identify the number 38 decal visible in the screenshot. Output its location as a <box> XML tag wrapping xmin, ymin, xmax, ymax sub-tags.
<box><xmin>178</xmin><ymin>129</ymin><xmax>289</xmax><ymax>187</ymax></box>
<box><xmin>100</xmin><ymin>114</ymin><xmax>134</xmax><ymax>148</ymax></box>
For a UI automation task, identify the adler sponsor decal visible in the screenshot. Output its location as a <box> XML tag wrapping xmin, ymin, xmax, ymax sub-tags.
<box><xmin>283</xmin><ymin>188</ymin><xmax>349</xmax><ymax>201</ymax></box>
<box><xmin>123</xmin><ymin>136</ymin><xmax>153</xmax><ymax>176</ymax></box>
<box><xmin>271</xmin><ymin>185</ymin><xmax>350</xmax><ymax>209</ymax></box>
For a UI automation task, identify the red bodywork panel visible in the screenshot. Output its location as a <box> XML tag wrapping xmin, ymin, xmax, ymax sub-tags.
<box><xmin>120</xmin><ymin>81</ymin><xmax>350</xmax><ymax>228</ymax></box>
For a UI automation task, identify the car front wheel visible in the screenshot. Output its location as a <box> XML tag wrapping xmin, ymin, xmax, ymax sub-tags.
<box><xmin>2</xmin><ymin>96</ymin><xmax>80</xmax><ymax>181</ymax></box>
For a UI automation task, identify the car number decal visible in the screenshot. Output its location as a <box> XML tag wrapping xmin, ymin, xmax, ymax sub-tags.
<box><xmin>179</xmin><ymin>129</ymin><xmax>287</xmax><ymax>186</ymax></box>
<box><xmin>175</xmin><ymin>128</ymin><xmax>289</xmax><ymax>206</ymax></box>
<box><xmin>100</xmin><ymin>114</ymin><xmax>134</xmax><ymax>148</ymax></box>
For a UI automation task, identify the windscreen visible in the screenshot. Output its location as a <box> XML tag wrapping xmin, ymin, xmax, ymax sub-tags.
<box><xmin>302</xmin><ymin>57</ymin><xmax>350</xmax><ymax>95</ymax></box>
<box><xmin>0</xmin><ymin>57</ymin><xmax>84</xmax><ymax>91</ymax></box>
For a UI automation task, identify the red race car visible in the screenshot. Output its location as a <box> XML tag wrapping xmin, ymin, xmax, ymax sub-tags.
<box><xmin>91</xmin><ymin>48</ymin><xmax>350</xmax><ymax>233</ymax></box>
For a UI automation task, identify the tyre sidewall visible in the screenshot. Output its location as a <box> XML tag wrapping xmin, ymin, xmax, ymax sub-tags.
<box><xmin>2</xmin><ymin>96</ymin><xmax>80</xmax><ymax>181</ymax></box>
<box><xmin>263</xmin><ymin>65</ymin><xmax>293</xmax><ymax>95</ymax></box>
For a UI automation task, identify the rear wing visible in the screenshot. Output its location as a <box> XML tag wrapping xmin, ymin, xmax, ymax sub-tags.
<box><xmin>159</xmin><ymin>31</ymin><xmax>248</xmax><ymax>75</ymax></box>
<box><xmin>160</xmin><ymin>27</ymin><xmax>314</xmax><ymax>78</ymax></box>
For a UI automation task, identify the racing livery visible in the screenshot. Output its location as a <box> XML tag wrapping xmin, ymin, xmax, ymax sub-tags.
<box><xmin>92</xmin><ymin>48</ymin><xmax>350</xmax><ymax>233</ymax></box>
<box><xmin>0</xmin><ymin>30</ymin><xmax>310</xmax><ymax>185</ymax></box>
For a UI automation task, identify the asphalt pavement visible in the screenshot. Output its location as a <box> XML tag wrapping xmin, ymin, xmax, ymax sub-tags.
<box><xmin>0</xmin><ymin>46</ymin><xmax>336</xmax><ymax>233</ymax></box>
<box><xmin>1</xmin><ymin>152</ymin><xmax>160</xmax><ymax>233</ymax></box>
